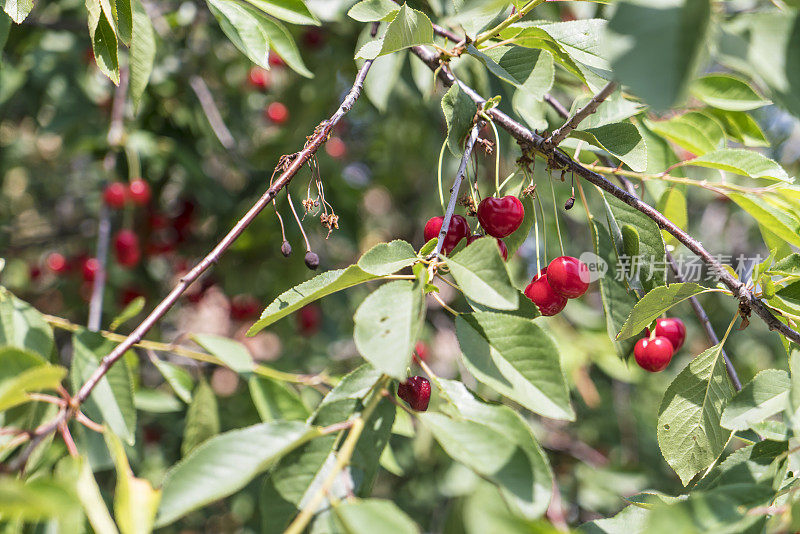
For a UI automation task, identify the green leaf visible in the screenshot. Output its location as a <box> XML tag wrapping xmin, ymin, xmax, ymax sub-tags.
<box><xmin>192</xmin><ymin>334</ymin><xmax>254</xmax><ymax>374</ymax></box>
<box><xmin>366</xmin><ymin>3</ymin><xmax>433</xmax><ymax>57</ymax></box>
<box><xmin>362</xmin><ymin>48</ymin><xmax>405</xmax><ymax>111</ymax></box>
<box><xmin>248</xmin><ymin>375</ymin><xmax>309</xmax><ymax>422</ymax></box>
<box><xmin>353</xmin><ymin>281</ymin><xmax>425</xmax><ymax>379</ymax></box>
<box><xmin>259</xmin><ymin>15</ymin><xmax>312</xmax><ymax>77</ymax></box>
<box><xmin>106</xmin><ymin>431</ymin><xmax>161</xmax><ymax>534</ymax></box>
<box><xmin>57</xmin><ymin>457</ymin><xmax>119</xmax><ymax>534</ymax></box>
<box><xmin>135</xmin><ymin>388</ymin><xmax>182</xmax><ymax>413</ymax></box>
<box><xmin>567</xmin><ymin>91</ymin><xmax>644</xmax><ymax>130</ymax></box>
<box><xmin>720</xmin><ymin>369</ymin><xmax>790</xmax><ymax>432</ymax></box>
<box><xmin>690</xmin><ymin>73</ymin><xmax>771</xmax><ymax>111</ymax></box>
<box><xmin>0</xmin><ymin>287</ymin><xmax>55</xmax><ymax>357</ymax></box>
<box><xmin>441</xmin><ymin>83</ymin><xmax>476</xmax><ymax>156</ymax></box>
<box><xmin>0</xmin><ymin>11</ymin><xmax>10</xmax><ymax>52</ymax></box>
<box><xmin>645</xmin><ymin>114</ymin><xmax>721</xmax><ymax>156</ymax></box>
<box><xmin>244</xmin><ymin>0</ymin><xmax>319</xmax><ymax>25</ymax></box>
<box><xmin>115</xmin><ymin>0</ymin><xmax>133</xmax><ymax>45</ymax></box>
<box><xmin>2</xmin><ymin>0</ymin><xmax>32</xmax><ymax>23</ymax></box>
<box><xmin>129</xmin><ymin>1</ymin><xmax>155</xmax><ymax>112</ymax></box>
<box><xmin>181</xmin><ymin>380</ymin><xmax>219</xmax><ymax>457</ymax></box>
<box><xmin>357</xmin><ymin>240</ymin><xmax>417</xmax><ymax>276</ymax></box>
<box><xmin>696</xmin><ymin>439</ymin><xmax>787</xmax><ymax>496</ymax></box>
<box><xmin>602</xmin><ymin>192</ymin><xmax>666</xmax><ymax>292</ymax></box>
<box><xmin>87</xmin><ymin>0</ymin><xmax>121</xmax><ymax>84</ymax></box>
<box><xmin>657</xmin><ymin>343</ymin><xmax>735</xmax><ymax>485</ymax></box>
<box><xmin>334</xmin><ymin>499</ymin><xmax>420</xmax><ymax>534</ymax></box>
<box><xmin>156</xmin><ymin>421</ymin><xmax>319</xmax><ymax>527</ymax></box>
<box><xmin>579</xmin><ymin>504</ymin><xmax>650</xmax><ymax>534</ymax></box>
<box><xmin>606</xmin><ymin>0</ymin><xmax>711</xmax><ymax>110</ymax></box>
<box><xmin>0</xmin><ymin>348</ymin><xmax>66</xmax><ymax>411</ymax></box>
<box><xmin>110</xmin><ymin>295</ymin><xmax>145</xmax><ymax>332</ymax></box>
<box><xmin>0</xmin><ymin>477</ymin><xmax>78</xmax><ymax>520</ymax></box>
<box><xmin>71</xmin><ymin>329</ymin><xmax>136</xmax><ymax>444</ymax></box>
<box><xmin>616</xmin><ymin>283</ymin><xmax>714</xmax><ymax>340</ymax></box>
<box><xmin>643</xmin><ymin>491</ymin><xmax>765</xmax><ymax>534</ymax></box>
<box><xmin>729</xmin><ymin>193</ymin><xmax>800</xmax><ymax>248</ymax></box>
<box><xmin>248</xmin><ymin>266</ymin><xmax>379</xmax><ymax>335</ymax></box>
<box><xmin>591</xmin><ymin>220</ymin><xmax>637</xmax><ymax>358</ymax></box>
<box><xmin>447</xmin><ymin>238</ymin><xmax>518</xmax><ymax>311</ymax></box>
<box><xmin>680</xmin><ymin>149</ymin><xmax>791</xmax><ymax>182</ymax></box>
<box><xmin>571</xmin><ymin>122</ymin><xmax>647</xmax><ymax>172</ymax></box>
<box><xmin>437</xmin><ymin>379</ymin><xmax>553</xmax><ymax>518</ymax></box>
<box><xmin>467</xmin><ymin>45</ymin><xmax>554</xmax><ymax>101</ymax></box>
<box><xmin>456</xmin><ymin>312</ymin><xmax>573</xmax><ymax>420</ymax></box>
<box><xmin>656</xmin><ymin>187</ymin><xmax>688</xmax><ymax>248</ymax></box>
<box><xmin>347</xmin><ymin>0</ymin><xmax>398</xmax><ymax>22</ymax></box>
<box><xmin>151</xmin><ymin>358</ymin><xmax>193</xmax><ymax>403</ymax></box>
<box><xmin>705</xmin><ymin>109</ymin><xmax>768</xmax><ymax>147</ymax></box>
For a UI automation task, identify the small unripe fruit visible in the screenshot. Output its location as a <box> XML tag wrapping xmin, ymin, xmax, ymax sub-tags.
<box><xmin>397</xmin><ymin>376</ymin><xmax>431</xmax><ymax>411</ymax></box>
<box><xmin>281</xmin><ymin>241</ymin><xmax>292</xmax><ymax>257</ymax></box>
<box><xmin>423</xmin><ymin>215</ymin><xmax>469</xmax><ymax>255</ymax></box>
<box><xmin>476</xmin><ymin>196</ymin><xmax>524</xmax><ymax>238</ymax></box>
<box><xmin>634</xmin><ymin>336</ymin><xmax>674</xmax><ymax>372</ymax></box>
<box><xmin>524</xmin><ymin>269</ymin><xmax>567</xmax><ymax>316</ymax></box>
<box><xmin>304</xmin><ymin>251</ymin><xmax>319</xmax><ymax>270</ymax></box>
<box><xmin>128</xmin><ymin>178</ymin><xmax>151</xmax><ymax>205</ymax></box>
<box><xmin>103</xmin><ymin>182</ymin><xmax>127</xmax><ymax>208</ymax></box>
<box><xmin>266</xmin><ymin>102</ymin><xmax>289</xmax><ymax>124</ymax></box>
<box><xmin>546</xmin><ymin>256</ymin><xmax>590</xmax><ymax>298</ymax></box>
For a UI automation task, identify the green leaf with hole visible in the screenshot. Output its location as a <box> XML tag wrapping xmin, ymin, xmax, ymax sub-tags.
<box><xmin>358</xmin><ymin>240</ymin><xmax>417</xmax><ymax>276</ymax></box>
<box><xmin>680</xmin><ymin>149</ymin><xmax>791</xmax><ymax>182</ymax></box>
<box><xmin>720</xmin><ymin>369</ymin><xmax>790</xmax><ymax>432</ymax></box>
<box><xmin>156</xmin><ymin>421</ymin><xmax>319</xmax><ymax>527</ymax></box>
<box><xmin>248</xmin><ymin>266</ymin><xmax>379</xmax><ymax>335</ymax></box>
<box><xmin>447</xmin><ymin>238</ymin><xmax>518</xmax><ymax>311</ymax></box>
<box><xmin>456</xmin><ymin>312</ymin><xmax>573</xmax><ymax>420</ymax></box>
<box><xmin>657</xmin><ymin>343</ymin><xmax>735</xmax><ymax>485</ymax></box>
<box><xmin>71</xmin><ymin>329</ymin><xmax>136</xmax><ymax>445</ymax></box>
<box><xmin>354</xmin><ymin>281</ymin><xmax>425</xmax><ymax>379</ymax></box>
<box><xmin>571</xmin><ymin>122</ymin><xmax>647</xmax><ymax>172</ymax></box>
<box><xmin>689</xmin><ymin>74</ymin><xmax>771</xmax><ymax>111</ymax></box>
<box><xmin>617</xmin><ymin>283</ymin><xmax>714</xmax><ymax>340</ymax></box>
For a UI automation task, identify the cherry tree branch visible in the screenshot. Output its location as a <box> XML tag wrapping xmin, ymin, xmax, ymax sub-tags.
<box><xmin>7</xmin><ymin>57</ymin><xmax>376</xmax><ymax>473</ymax></box>
<box><xmin>410</xmin><ymin>44</ymin><xmax>800</xmax><ymax>347</ymax></box>
<box><xmin>544</xmin><ymin>81</ymin><xmax>618</xmax><ymax>149</ymax></box>
<box><xmin>432</xmin><ymin>121</ymin><xmax>483</xmax><ymax>257</ymax></box>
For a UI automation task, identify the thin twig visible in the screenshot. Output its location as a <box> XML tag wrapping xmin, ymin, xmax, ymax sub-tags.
<box><xmin>7</xmin><ymin>58</ymin><xmax>376</xmax><ymax>473</ymax></box>
<box><xmin>189</xmin><ymin>75</ymin><xmax>236</xmax><ymax>150</ymax></box>
<box><xmin>409</xmin><ymin>44</ymin><xmax>800</xmax><ymax>347</ymax></box>
<box><xmin>432</xmin><ymin>121</ymin><xmax>483</xmax><ymax>257</ymax></box>
<box><xmin>544</xmin><ymin>81</ymin><xmax>618</xmax><ymax>149</ymax></box>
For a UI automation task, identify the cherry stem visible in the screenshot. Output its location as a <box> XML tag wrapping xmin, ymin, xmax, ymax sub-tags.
<box><xmin>549</xmin><ymin>171</ymin><xmax>565</xmax><ymax>257</ymax></box>
<box><xmin>489</xmin><ymin>120</ymin><xmax>501</xmax><ymax>196</ymax></box>
<box><xmin>436</xmin><ymin>139</ymin><xmax>447</xmax><ymax>209</ymax></box>
<box><xmin>286</xmin><ymin>192</ymin><xmax>312</xmax><ymax>253</ymax></box>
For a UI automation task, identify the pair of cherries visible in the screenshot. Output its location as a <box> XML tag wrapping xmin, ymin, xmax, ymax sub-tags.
<box><xmin>634</xmin><ymin>318</ymin><xmax>686</xmax><ymax>372</ymax></box>
<box><xmin>524</xmin><ymin>256</ymin><xmax>590</xmax><ymax>316</ymax></box>
<box><xmin>423</xmin><ymin>195</ymin><xmax>525</xmax><ymax>256</ymax></box>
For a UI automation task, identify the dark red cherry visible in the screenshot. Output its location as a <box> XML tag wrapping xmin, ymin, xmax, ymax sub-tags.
<box><xmin>424</xmin><ymin>215</ymin><xmax>469</xmax><ymax>254</ymax></box>
<box><xmin>524</xmin><ymin>269</ymin><xmax>567</xmax><ymax>316</ymax></box>
<box><xmin>546</xmin><ymin>256</ymin><xmax>590</xmax><ymax>298</ymax></box>
<box><xmin>230</xmin><ymin>294</ymin><xmax>260</xmax><ymax>320</ymax></box>
<box><xmin>466</xmin><ymin>234</ymin><xmax>508</xmax><ymax>260</ymax></box>
<box><xmin>114</xmin><ymin>230</ymin><xmax>141</xmax><ymax>268</ymax></box>
<box><xmin>103</xmin><ymin>182</ymin><xmax>127</xmax><ymax>209</ymax></box>
<box><xmin>397</xmin><ymin>376</ymin><xmax>431</xmax><ymax>411</ymax></box>
<box><xmin>634</xmin><ymin>336</ymin><xmax>674</xmax><ymax>372</ymax></box>
<box><xmin>655</xmin><ymin>318</ymin><xmax>686</xmax><ymax>351</ymax></box>
<box><xmin>81</xmin><ymin>257</ymin><xmax>100</xmax><ymax>282</ymax></box>
<box><xmin>297</xmin><ymin>304</ymin><xmax>321</xmax><ymax>335</ymax></box>
<box><xmin>476</xmin><ymin>196</ymin><xmax>524</xmax><ymax>238</ymax></box>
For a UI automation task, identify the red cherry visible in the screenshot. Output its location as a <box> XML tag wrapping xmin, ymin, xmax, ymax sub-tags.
<box><xmin>397</xmin><ymin>376</ymin><xmax>431</xmax><ymax>411</ymax></box>
<box><xmin>414</xmin><ymin>341</ymin><xmax>429</xmax><ymax>362</ymax></box>
<box><xmin>546</xmin><ymin>256</ymin><xmax>590</xmax><ymax>298</ymax></box>
<box><xmin>524</xmin><ymin>269</ymin><xmax>567</xmax><ymax>316</ymax></box>
<box><xmin>466</xmin><ymin>234</ymin><xmax>508</xmax><ymax>261</ymax></box>
<box><xmin>297</xmin><ymin>304</ymin><xmax>321</xmax><ymax>335</ymax></box>
<box><xmin>423</xmin><ymin>215</ymin><xmax>469</xmax><ymax>254</ymax></box>
<box><xmin>325</xmin><ymin>137</ymin><xmax>346</xmax><ymax>159</ymax></box>
<box><xmin>103</xmin><ymin>182</ymin><xmax>127</xmax><ymax>209</ymax></box>
<box><xmin>266</xmin><ymin>102</ymin><xmax>289</xmax><ymax>124</ymax></box>
<box><xmin>655</xmin><ymin>318</ymin><xmax>686</xmax><ymax>351</ymax></box>
<box><xmin>114</xmin><ymin>230</ymin><xmax>141</xmax><ymax>267</ymax></box>
<box><xmin>46</xmin><ymin>252</ymin><xmax>70</xmax><ymax>274</ymax></box>
<box><xmin>248</xmin><ymin>67</ymin><xmax>270</xmax><ymax>89</ymax></box>
<box><xmin>128</xmin><ymin>179</ymin><xmax>151</xmax><ymax>205</ymax></box>
<box><xmin>476</xmin><ymin>196</ymin><xmax>524</xmax><ymax>238</ymax></box>
<box><xmin>268</xmin><ymin>53</ymin><xmax>285</xmax><ymax>67</ymax></box>
<box><xmin>81</xmin><ymin>257</ymin><xmax>100</xmax><ymax>282</ymax></box>
<box><xmin>231</xmin><ymin>294</ymin><xmax>260</xmax><ymax>320</ymax></box>
<box><xmin>634</xmin><ymin>336</ymin><xmax>674</xmax><ymax>372</ymax></box>
<box><xmin>302</xmin><ymin>28</ymin><xmax>325</xmax><ymax>49</ymax></box>
<box><xmin>121</xmin><ymin>286</ymin><xmax>145</xmax><ymax>306</ymax></box>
